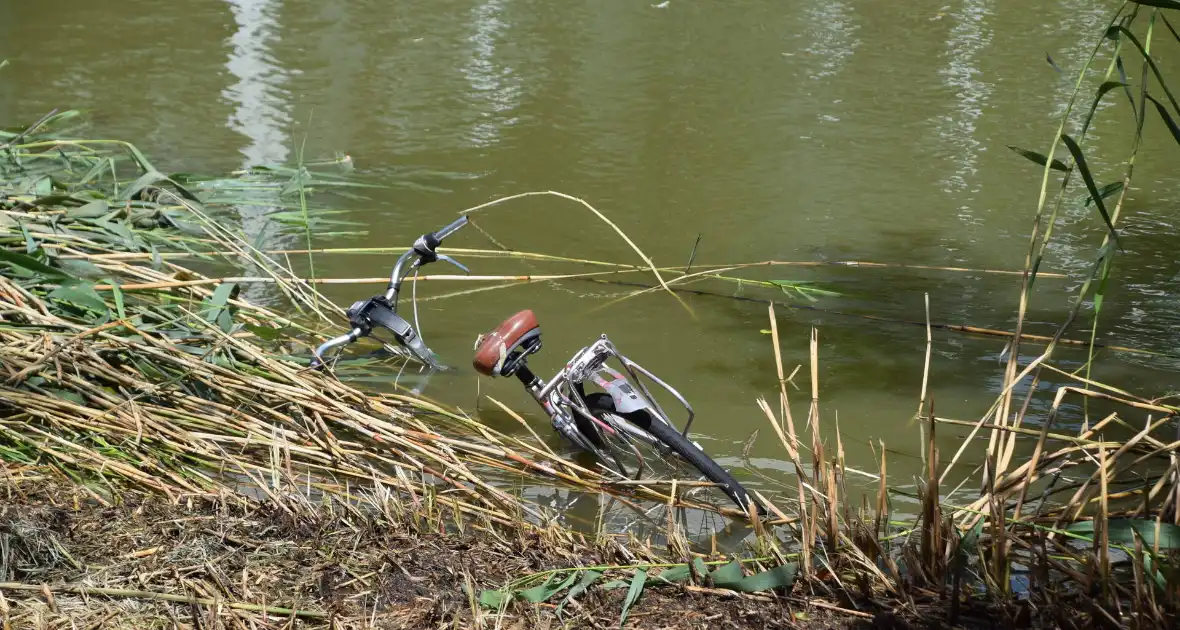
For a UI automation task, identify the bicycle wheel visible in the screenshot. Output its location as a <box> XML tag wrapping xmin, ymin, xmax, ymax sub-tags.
<box><xmin>583</xmin><ymin>393</ymin><xmax>761</xmax><ymax>514</ymax></box>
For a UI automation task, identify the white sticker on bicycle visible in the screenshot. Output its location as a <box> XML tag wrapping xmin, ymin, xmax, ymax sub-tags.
<box><xmin>592</xmin><ymin>366</ymin><xmax>649</xmax><ymax>414</ymax></box>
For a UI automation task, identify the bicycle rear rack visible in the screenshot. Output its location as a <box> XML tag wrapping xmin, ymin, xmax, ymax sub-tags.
<box><xmin>612</xmin><ymin>352</ymin><xmax>696</xmax><ymax>439</ymax></box>
<box><xmin>565</xmin><ymin>335</ymin><xmax>696</xmax><ymax>440</ymax></box>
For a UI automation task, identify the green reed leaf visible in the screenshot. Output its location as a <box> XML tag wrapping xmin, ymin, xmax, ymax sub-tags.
<box><xmin>1060</xmin><ymin>134</ymin><xmax>1119</xmax><ymax>242</ymax></box>
<box><xmin>1007</xmin><ymin>146</ymin><xmax>1069</xmax><ymax>172</ymax></box>
<box><xmin>619</xmin><ymin>568</ymin><xmax>647</xmax><ymax>628</ymax></box>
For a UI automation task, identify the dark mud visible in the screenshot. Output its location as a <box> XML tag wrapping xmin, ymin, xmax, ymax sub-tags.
<box><xmin>0</xmin><ymin>469</ymin><xmax>1001</xmax><ymax>629</ymax></box>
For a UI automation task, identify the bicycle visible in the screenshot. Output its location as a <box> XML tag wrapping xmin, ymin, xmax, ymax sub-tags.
<box><xmin>310</xmin><ymin>216</ymin><xmax>470</xmax><ymax>373</ymax></box>
<box><xmin>472</xmin><ymin>309</ymin><xmax>762</xmax><ymax>514</ymax></box>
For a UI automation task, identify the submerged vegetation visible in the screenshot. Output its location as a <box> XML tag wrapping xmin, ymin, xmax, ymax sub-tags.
<box><xmin>3</xmin><ymin>1</ymin><xmax>1180</xmax><ymax>628</ymax></box>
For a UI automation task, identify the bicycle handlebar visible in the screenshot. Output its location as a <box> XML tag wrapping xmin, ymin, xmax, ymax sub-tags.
<box><xmin>430</xmin><ymin>215</ymin><xmax>469</xmax><ymax>245</ymax></box>
<box><xmin>311</xmin><ymin>217</ymin><xmax>469</xmax><ymax>370</ymax></box>
<box><xmin>386</xmin><ymin>216</ymin><xmax>470</xmax><ymax>302</ymax></box>
<box><xmin>310</xmin><ymin>329</ymin><xmax>362</xmax><ymax>369</ymax></box>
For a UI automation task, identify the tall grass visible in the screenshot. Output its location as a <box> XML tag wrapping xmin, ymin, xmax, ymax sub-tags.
<box><xmin>976</xmin><ymin>1</ymin><xmax>1180</xmax><ymax>600</ymax></box>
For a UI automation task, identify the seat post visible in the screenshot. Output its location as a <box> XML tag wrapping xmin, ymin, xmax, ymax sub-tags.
<box><xmin>513</xmin><ymin>363</ymin><xmax>539</xmax><ymax>387</ymax></box>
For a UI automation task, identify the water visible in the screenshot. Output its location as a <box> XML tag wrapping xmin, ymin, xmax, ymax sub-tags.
<box><xmin>3</xmin><ymin>0</ymin><xmax>1179</xmax><ymax>513</ymax></box>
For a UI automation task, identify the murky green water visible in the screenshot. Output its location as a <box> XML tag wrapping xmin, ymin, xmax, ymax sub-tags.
<box><xmin>4</xmin><ymin>0</ymin><xmax>1179</xmax><ymax>512</ymax></box>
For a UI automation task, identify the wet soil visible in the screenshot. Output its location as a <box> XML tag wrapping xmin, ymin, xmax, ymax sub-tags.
<box><xmin>0</xmin><ymin>470</ymin><xmax>1001</xmax><ymax>629</ymax></box>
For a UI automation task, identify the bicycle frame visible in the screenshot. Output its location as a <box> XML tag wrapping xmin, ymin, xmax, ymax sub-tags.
<box><xmin>514</xmin><ymin>334</ymin><xmax>698</xmax><ymax>479</ymax></box>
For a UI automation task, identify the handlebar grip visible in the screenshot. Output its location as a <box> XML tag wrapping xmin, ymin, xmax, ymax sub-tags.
<box><xmin>310</xmin><ymin>329</ymin><xmax>362</xmax><ymax>369</ymax></box>
<box><xmin>430</xmin><ymin>216</ymin><xmax>469</xmax><ymax>244</ymax></box>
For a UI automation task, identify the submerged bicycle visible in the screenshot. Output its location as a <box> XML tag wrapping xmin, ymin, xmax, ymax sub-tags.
<box><xmin>310</xmin><ymin>216</ymin><xmax>470</xmax><ymax>375</ymax></box>
<box><xmin>473</xmin><ymin>310</ymin><xmax>761</xmax><ymax>514</ymax></box>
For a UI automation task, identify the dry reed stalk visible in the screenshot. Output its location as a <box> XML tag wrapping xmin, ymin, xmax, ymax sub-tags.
<box><xmin>917</xmin><ymin>293</ymin><xmax>932</xmax><ymax>419</ymax></box>
<box><xmin>767</xmin><ymin>304</ymin><xmax>798</xmax><ymax>459</ymax></box>
<box><xmin>59</xmin><ymin>245</ymin><xmax>1067</xmax><ymax>278</ymax></box>
<box><xmin>458</xmin><ymin>191</ymin><xmax>694</xmax><ymax>317</ymax></box>
<box><xmin>0</xmin><ymin>264</ymin><xmax>747</xmax><ymax>528</ymax></box>
<box><xmin>1010</xmin><ymin>387</ymin><xmax>1070</xmax><ymax>527</ymax></box>
<box><xmin>1098</xmin><ymin>441</ymin><xmax>1111</xmax><ymax>606</ymax></box>
<box><xmin>920</xmin><ymin>400</ymin><xmax>942</xmax><ymax>584</ymax></box>
<box><xmin>90</xmin><ymin>268</ymin><xmax>653</xmax><ymax>291</ymax></box>
<box><xmin>0</xmin><ymin>583</ymin><xmax>326</xmax><ymax>619</ymax></box>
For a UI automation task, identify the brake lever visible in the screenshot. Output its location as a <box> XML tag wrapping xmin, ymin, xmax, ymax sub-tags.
<box><xmin>436</xmin><ymin>254</ymin><xmax>470</xmax><ymax>274</ymax></box>
<box><xmin>363</xmin><ymin>298</ymin><xmax>448</xmax><ymax>371</ymax></box>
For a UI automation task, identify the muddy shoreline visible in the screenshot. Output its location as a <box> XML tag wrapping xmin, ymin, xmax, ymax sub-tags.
<box><xmin>2</xmin><ymin>468</ymin><xmax>995</xmax><ymax>629</ymax></box>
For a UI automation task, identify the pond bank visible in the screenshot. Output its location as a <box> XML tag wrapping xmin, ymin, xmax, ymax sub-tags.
<box><xmin>0</xmin><ymin>465</ymin><xmax>993</xmax><ymax>630</ymax></box>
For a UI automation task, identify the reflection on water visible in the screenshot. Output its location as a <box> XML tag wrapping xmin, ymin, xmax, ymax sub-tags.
<box><xmin>222</xmin><ymin>0</ymin><xmax>292</xmax><ymax>302</ymax></box>
<box><xmin>523</xmin><ymin>485</ymin><xmax>752</xmax><ymax>547</ymax></box>
<box><xmin>800</xmin><ymin>0</ymin><xmax>860</xmax><ymax>84</ymax></box>
<box><xmin>461</xmin><ymin>0</ymin><xmax>523</xmax><ymax>148</ymax></box>
<box><xmin>1047</xmin><ymin>0</ymin><xmax>1116</xmax><ymax>124</ymax></box>
<box><xmin>1036</xmin><ymin>0</ymin><xmax>1127</xmax><ymax>282</ymax></box>
<box><xmin>935</xmin><ymin>0</ymin><xmax>993</xmax><ymax>207</ymax></box>
<box><xmin>223</xmin><ymin>0</ymin><xmax>291</xmax><ymax>169</ymax></box>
